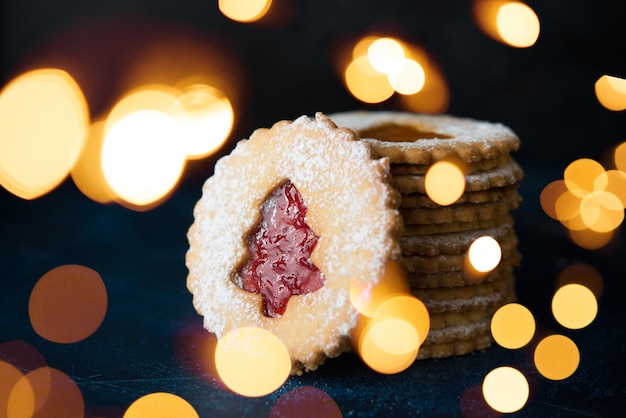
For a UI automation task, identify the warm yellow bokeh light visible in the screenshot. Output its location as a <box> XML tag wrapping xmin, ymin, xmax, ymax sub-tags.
<box><xmin>0</xmin><ymin>68</ymin><xmax>89</xmax><ymax>199</ymax></box>
<box><xmin>563</xmin><ymin>158</ymin><xmax>606</xmax><ymax>198</ymax></box>
<box><xmin>579</xmin><ymin>191</ymin><xmax>624</xmax><ymax>232</ymax></box>
<box><xmin>614</xmin><ymin>142</ymin><xmax>626</xmax><ymax>172</ymax></box>
<box><xmin>467</xmin><ymin>236</ymin><xmax>502</xmax><ymax>273</ymax></box>
<box><xmin>540</xmin><ymin>180</ymin><xmax>567</xmax><ymax>220</ymax></box>
<box><xmin>490</xmin><ymin>303</ymin><xmax>535</xmax><ymax>349</ymax></box>
<box><xmin>568</xmin><ymin>227</ymin><xmax>614</xmax><ymax>250</ymax></box>
<box><xmin>424</xmin><ymin>160</ymin><xmax>466</xmax><ymax>206</ymax></box>
<box><xmin>358</xmin><ymin>320</ymin><xmax>420</xmax><ymax>375</ymax></box>
<box><xmin>388</xmin><ymin>58</ymin><xmax>426</xmax><ymax>95</ymax></box>
<box><xmin>367</xmin><ymin>37</ymin><xmax>405</xmax><ymax>74</ymax></box>
<box><xmin>10</xmin><ymin>367</ymin><xmax>84</xmax><ymax>418</ymax></box>
<box><xmin>124</xmin><ymin>392</ymin><xmax>199</xmax><ymax>418</ymax></box>
<box><xmin>215</xmin><ymin>327</ymin><xmax>290</xmax><ymax>397</ymax></box>
<box><xmin>482</xmin><ymin>366</ymin><xmax>529</xmax><ymax>413</ymax></box>
<box><xmin>552</xmin><ymin>283</ymin><xmax>598</xmax><ymax>329</ymax></box>
<box><xmin>595</xmin><ymin>74</ymin><xmax>626</xmax><ymax>111</ymax></box>
<box><xmin>219</xmin><ymin>0</ymin><xmax>272</xmax><ymax>22</ymax></box>
<box><xmin>374</xmin><ymin>295</ymin><xmax>430</xmax><ymax>346</ymax></box>
<box><xmin>101</xmin><ymin>110</ymin><xmax>186</xmax><ymax>209</ymax></box>
<box><xmin>350</xmin><ymin>260</ymin><xmax>410</xmax><ymax>317</ymax></box>
<box><xmin>557</xmin><ymin>262</ymin><xmax>604</xmax><ymax>300</ymax></box>
<box><xmin>496</xmin><ymin>2</ymin><xmax>540</xmax><ymax>48</ymax></box>
<box><xmin>29</xmin><ymin>264</ymin><xmax>108</xmax><ymax>344</ymax></box>
<box><xmin>594</xmin><ymin>169</ymin><xmax>626</xmax><ymax>208</ymax></box>
<box><xmin>534</xmin><ymin>334</ymin><xmax>580</xmax><ymax>380</ymax></box>
<box><xmin>1</xmin><ymin>360</ymin><xmax>33</xmax><ymax>418</ymax></box>
<box><xmin>173</xmin><ymin>84</ymin><xmax>234</xmax><ymax>159</ymax></box>
<box><xmin>554</xmin><ymin>189</ymin><xmax>582</xmax><ymax>224</ymax></box>
<box><xmin>71</xmin><ymin>120</ymin><xmax>117</xmax><ymax>204</ymax></box>
<box><xmin>345</xmin><ymin>55</ymin><xmax>395</xmax><ymax>103</ymax></box>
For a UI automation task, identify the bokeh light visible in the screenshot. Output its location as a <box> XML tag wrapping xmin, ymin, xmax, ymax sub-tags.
<box><xmin>595</xmin><ymin>74</ymin><xmax>626</xmax><ymax>111</ymax></box>
<box><xmin>482</xmin><ymin>366</ymin><xmax>529</xmax><ymax>413</ymax></box>
<box><xmin>0</xmin><ymin>360</ymin><xmax>32</xmax><ymax>418</ymax></box>
<box><xmin>269</xmin><ymin>386</ymin><xmax>342</xmax><ymax>418</ymax></box>
<box><xmin>495</xmin><ymin>2</ymin><xmax>540</xmax><ymax>47</ymax></box>
<box><xmin>424</xmin><ymin>159</ymin><xmax>466</xmax><ymax>206</ymax></box>
<box><xmin>533</xmin><ymin>334</ymin><xmax>580</xmax><ymax>380</ymax></box>
<box><xmin>556</xmin><ymin>262</ymin><xmax>604</xmax><ymax>300</ymax></box>
<box><xmin>350</xmin><ymin>260</ymin><xmax>410</xmax><ymax>317</ymax></box>
<box><xmin>29</xmin><ymin>264</ymin><xmax>108</xmax><ymax>344</ymax></box>
<box><xmin>339</xmin><ymin>35</ymin><xmax>449</xmax><ymax>111</ymax></box>
<box><xmin>344</xmin><ymin>55</ymin><xmax>394</xmax><ymax>104</ymax></box>
<box><xmin>367</xmin><ymin>37</ymin><xmax>405</xmax><ymax>74</ymax></box>
<box><xmin>9</xmin><ymin>367</ymin><xmax>84</xmax><ymax>418</ymax></box>
<box><xmin>472</xmin><ymin>0</ymin><xmax>540</xmax><ymax>48</ymax></box>
<box><xmin>214</xmin><ymin>327</ymin><xmax>291</xmax><ymax>397</ymax></box>
<box><xmin>355</xmin><ymin>294</ymin><xmax>429</xmax><ymax>374</ymax></box>
<box><xmin>490</xmin><ymin>303</ymin><xmax>535</xmax><ymax>349</ymax></box>
<box><xmin>70</xmin><ymin>120</ymin><xmax>116</xmax><ymax>204</ymax></box>
<box><xmin>124</xmin><ymin>392</ymin><xmax>199</xmax><ymax>418</ymax></box>
<box><xmin>467</xmin><ymin>236</ymin><xmax>502</xmax><ymax>273</ymax></box>
<box><xmin>563</xmin><ymin>158</ymin><xmax>605</xmax><ymax>198</ymax></box>
<box><xmin>173</xmin><ymin>84</ymin><xmax>234</xmax><ymax>159</ymax></box>
<box><xmin>0</xmin><ymin>68</ymin><xmax>89</xmax><ymax>199</ymax></box>
<box><xmin>219</xmin><ymin>0</ymin><xmax>273</xmax><ymax>23</ymax></box>
<box><xmin>551</xmin><ymin>283</ymin><xmax>598</xmax><ymax>329</ymax></box>
<box><xmin>101</xmin><ymin>109</ymin><xmax>186</xmax><ymax>210</ymax></box>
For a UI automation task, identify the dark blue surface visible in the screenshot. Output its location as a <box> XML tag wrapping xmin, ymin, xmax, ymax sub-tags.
<box><xmin>1</xmin><ymin>159</ymin><xmax>625</xmax><ymax>417</ymax></box>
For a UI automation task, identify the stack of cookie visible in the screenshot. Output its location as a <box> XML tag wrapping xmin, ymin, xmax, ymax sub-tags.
<box><xmin>330</xmin><ymin>111</ymin><xmax>523</xmax><ymax>359</ymax></box>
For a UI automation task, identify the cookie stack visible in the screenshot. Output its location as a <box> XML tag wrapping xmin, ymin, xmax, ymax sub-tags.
<box><xmin>330</xmin><ymin>111</ymin><xmax>523</xmax><ymax>359</ymax></box>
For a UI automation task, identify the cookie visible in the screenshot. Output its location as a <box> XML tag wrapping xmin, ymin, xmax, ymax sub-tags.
<box><xmin>406</xmin><ymin>257</ymin><xmax>517</xmax><ymax>288</ymax></box>
<box><xmin>411</xmin><ymin>272</ymin><xmax>515</xmax><ymax>313</ymax></box>
<box><xmin>329</xmin><ymin>111</ymin><xmax>520</xmax><ymax>165</ymax></box>
<box><xmin>400</xmin><ymin>222</ymin><xmax>515</xmax><ymax>256</ymax></box>
<box><xmin>417</xmin><ymin>333</ymin><xmax>493</xmax><ymax>359</ymax></box>
<box><xmin>390</xmin><ymin>159</ymin><xmax>523</xmax><ymax>195</ymax></box>
<box><xmin>186</xmin><ymin>113</ymin><xmax>402</xmax><ymax>375</ymax></box>
<box><xmin>399</xmin><ymin>193</ymin><xmax>520</xmax><ymax>225</ymax></box>
<box><xmin>402</xmin><ymin>215</ymin><xmax>513</xmax><ymax>236</ymax></box>
<box><xmin>400</xmin><ymin>237</ymin><xmax>520</xmax><ymax>274</ymax></box>
<box><xmin>400</xmin><ymin>185</ymin><xmax>519</xmax><ymax>209</ymax></box>
<box><xmin>390</xmin><ymin>154</ymin><xmax>513</xmax><ymax>176</ymax></box>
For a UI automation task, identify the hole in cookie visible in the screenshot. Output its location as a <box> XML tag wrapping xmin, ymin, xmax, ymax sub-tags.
<box><xmin>237</xmin><ymin>181</ymin><xmax>326</xmax><ymax>317</ymax></box>
<box><xmin>358</xmin><ymin>122</ymin><xmax>453</xmax><ymax>142</ymax></box>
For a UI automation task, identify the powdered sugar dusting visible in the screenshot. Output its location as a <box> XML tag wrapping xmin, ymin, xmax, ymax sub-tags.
<box><xmin>186</xmin><ymin>113</ymin><xmax>401</xmax><ymax>373</ymax></box>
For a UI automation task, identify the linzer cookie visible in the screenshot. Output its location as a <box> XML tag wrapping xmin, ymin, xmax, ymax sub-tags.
<box><xmin>330</xmin><ymin>110</ymin><xmax>523</xmax><ymax>360</ymax></box>
<box><xmin>186</xmin><ymin>112</ymin><xmax>402</xmax><ymax>375</ymax></box>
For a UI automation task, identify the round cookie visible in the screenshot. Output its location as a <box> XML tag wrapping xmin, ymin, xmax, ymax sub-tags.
<box><xmin>186</xmin><ymin>113</ymin><xmax>402</xmax><ymax>375</ymax></box>
<box><xmin>400</xmin><ymin>185</ymin><xmax>520</xmax><ymax>209</ymax></box>
<box><xmin>417</xmin><ymin>333</ymin><xmax>493</xmax><ymax>359</ymax></box>
<box><xmin>329</xmin><ymin>111</ymin><xmax>521</xmax><ymax>165</ymax></box>
<box><xmin>390</xmin><ymin>154</ymin><xmax>513</xmax><ymax>176</ymax></box>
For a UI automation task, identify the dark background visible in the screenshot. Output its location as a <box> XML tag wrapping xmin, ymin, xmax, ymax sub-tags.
<box><xmin>3</xmin><ymin>0</ymin><xmax>626</xmax><ymax>170</ymax></box>
<box><xmin>2</xmin><ymin>1</ymin><xmax>626</xmax><ymax>417</ymax></box>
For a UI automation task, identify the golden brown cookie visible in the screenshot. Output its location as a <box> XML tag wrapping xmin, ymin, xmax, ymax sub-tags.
<box><xmin>411</xmin><ymin>272</ymin><xmax>515</xmax><ymax>313</ymax></box>
<box><xmin>417</xmin><ymin>333</ymin><xmax>493</xmax><ymax>359</ymax></box>
<box><xmin>400</xmin><ymin>222</ymin><xmax>515</xmax><ymax>256</ymax></box>
<box><xmin>400</xmin><ymin>185</ymin><xmax>520</xmax><ymax>209</ymax></box>
<box><xmin>390</xmin><ymin>154</ymin><xmax>513</xmax><ymax>175</ymax></box>
<box><xmin>186</xmin><ymin>113</ymin><xmax>402</xmax><ymax>375</ymax></box>
<box><xmin>402</xmin><ymin>215</ymin><xmax>513</xmax><ymax>236</ymax></box>
<box><xmin>329</xmin><ymin>111</ymin><xmax>521</xmax><ymax>165</ymax></box>
<box><xmin>399</xmin><ymin>192</ymin><xmax>521</xmax><ymax>225</ymax></box>
<box><xmin>390</xmin><ymin>159</ymin><xmax>523</xmax><ymax>195</ymax></box>
<box><xmin>406</xmin><ymin>257</ymin><xmax>517</xmax><ymax>288</ymax></box>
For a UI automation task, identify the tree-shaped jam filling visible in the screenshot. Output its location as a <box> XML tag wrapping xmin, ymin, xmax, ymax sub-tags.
<box><xmin>237</xmin><ymin>181</ymin><xmax>325</xmax><ymax>317</ymax></box>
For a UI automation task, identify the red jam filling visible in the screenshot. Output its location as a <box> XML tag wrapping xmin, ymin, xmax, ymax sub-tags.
<box><xmin>238</xmin><ymin>181</ymin><xmax>325</xmax><ymax>317</ymax></box>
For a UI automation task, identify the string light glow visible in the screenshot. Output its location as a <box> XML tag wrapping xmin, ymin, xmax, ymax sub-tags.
<box><xmin>552</xmin><ymin>284</ymin><xmax>598</xmax><ymax>329</ymax></box>
<box><xmin>595</xmin><ymin>74</ymin><xmax>626</xmax><ymax>111</ymax></box>
<box><xmin>490</xmin><ymin>303</ymin><xmax>535</xmax><ymax>349</ymax></box>
<box><xmin>214</xmin><ymin>327</ymin><xmax>290</xmax><ymax>397</ymax></box>
<box><xmin>467</xmin><ymin>236</ymin><xmax>502</xmax><ymax>273</ymax></box>
<box><xmin>124</xmin><ymin>393</ymin><xmax>199</xmax><ymax>418</ymax></box>
<box><xmin>482</xmin><ymin>366</ymin><xmax>529</xmax><ymax>413</ymax></box>
<box><xmin>424</xmin><ymin>159</ymin><xmax>466</xmax><ymax>206</ymax></box>
<box><xmin>534</xmin><ymin>334</ymin><xmax>580</xmax><ymax>380</ymax></box>
<box><xmin>219</xmin><ymin>0</ymin><xmax>272</xmax><ymax>22</ymax></box>
<box><xmin>0</xmin><ymin>69</ymin><xmax>89</xmax><ymax>199</ymax></box>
